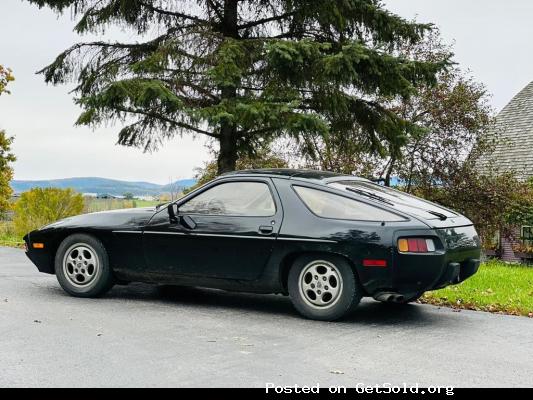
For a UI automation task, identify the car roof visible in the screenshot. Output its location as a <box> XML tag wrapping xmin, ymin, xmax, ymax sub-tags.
<box><xmin>220</xmin><ymin>169</ymin><xmax>371</xmax><ymax>184</ymax></box>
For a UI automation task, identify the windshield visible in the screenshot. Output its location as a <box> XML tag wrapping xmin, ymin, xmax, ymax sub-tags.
<box><xmin>329</xmin><ymin>181</ymin><xmax>457</xmax><ymax>220</ymax></box>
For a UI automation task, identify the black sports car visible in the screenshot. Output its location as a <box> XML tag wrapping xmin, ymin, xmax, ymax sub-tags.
<box><xmin>24</xmin><ymin>169</ymin><xmax>481</xmax><ymax>321</ymax></box>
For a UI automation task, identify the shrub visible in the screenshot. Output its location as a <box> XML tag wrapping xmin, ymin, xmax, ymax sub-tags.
<box><xmin>0</xmin><ymin>221</ymin><xmax>23</xmax><ymax>247</ymax></box>
<box><xmin>13</xmin><ymin>188</ymin><xmax>84</xmax><ymax>237</ymax></box>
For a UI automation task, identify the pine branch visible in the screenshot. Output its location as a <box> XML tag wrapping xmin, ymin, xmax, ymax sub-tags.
<box><xmin>238</xmin><ymin>12</ymin><xmax>296</xmax><ymax>31</ymax></box>
<box><xmin>112</xmin><ymin>106</ymin><xmax>220</xmax><ymax>138</ymax></box>
<box><xmin>205</xmin><ymin>0</ymin><xmax>224</xmax><ymax>21</ymax></box>
<box><xmin>138</xmin><ymin>1</ymin><xmax>210</xmax><ymax>25</ymax></box>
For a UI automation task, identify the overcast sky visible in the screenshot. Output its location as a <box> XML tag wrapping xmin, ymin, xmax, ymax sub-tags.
<box><xmin>0</xmin><ymin>0</ymin><xmax>532</xmax><ymax>183</ymax></box>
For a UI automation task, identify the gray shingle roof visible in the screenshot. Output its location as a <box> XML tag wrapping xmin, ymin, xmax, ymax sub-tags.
<box><xmin>478</xmin><ymin>81</ymin><xmax>533</xmax><ymax>180</ymax></box>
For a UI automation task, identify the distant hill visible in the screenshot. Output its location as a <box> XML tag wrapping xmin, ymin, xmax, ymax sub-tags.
<box><xmin>11</xmin><ymin>177</ymin><xmax>197</xmax><ymax>196</ymax></box>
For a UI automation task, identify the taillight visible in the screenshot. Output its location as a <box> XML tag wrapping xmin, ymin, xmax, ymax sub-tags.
<box><xmin>398</xmin><ymin>238</ymin><xmax>435</xmax><ymax>253</ymax></box>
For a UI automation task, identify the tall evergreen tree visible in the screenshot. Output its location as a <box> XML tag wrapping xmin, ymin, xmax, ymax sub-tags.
<box><xmin>27</xmin><ymin>0</ymin><xmax>447</xmax><ymax>173</ymax></box>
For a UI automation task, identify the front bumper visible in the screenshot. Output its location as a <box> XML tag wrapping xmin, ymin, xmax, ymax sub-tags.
<box><xmin>24</xmin><ymin>232</ymin><xmax>55</xmax><ymax>274</ymax></box>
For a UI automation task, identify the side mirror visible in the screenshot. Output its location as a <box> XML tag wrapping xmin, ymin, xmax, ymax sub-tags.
<box><xmin>167</xmin><ymin>204</ymin><xmax>179</xmax><ymax>224</ymax></box>
<box><xmin>179</xmin><ymin>215</ymin><xmax>197</xmax><ymax>230</ymax></box>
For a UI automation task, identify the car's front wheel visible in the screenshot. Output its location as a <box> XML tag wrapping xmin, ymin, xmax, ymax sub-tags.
<box><xmin>55</xmin><ymin>234</ymin><xmax>114</xmax><ymax>298</ymax></box>
<box><xmin>288</xmin><ymin>254</ymin><xmax>362</xmax><ymax>321</ymax></box>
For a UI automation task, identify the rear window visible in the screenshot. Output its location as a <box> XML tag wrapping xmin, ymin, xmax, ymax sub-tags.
<box><xmin>328</xmin><ymin>181</ymin><xmax>457</xmax><ymax>220</ymax></box>
<box><xmin>294</xmin><ymin>186</ymin><xmax>406</xmax><ymax>222</ymax></box>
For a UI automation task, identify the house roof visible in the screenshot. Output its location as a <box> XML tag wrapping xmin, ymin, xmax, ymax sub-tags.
<box><xmin>478</xmin><ymin>81</ymin><xmax>533</xmax><ymax>180</ymax></box>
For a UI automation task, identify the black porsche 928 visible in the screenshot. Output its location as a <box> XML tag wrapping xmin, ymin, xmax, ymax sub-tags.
<box><xmin>24</xmin><ymin>169</ymin><xmax>481</xmax><ymax>321</ymax></box>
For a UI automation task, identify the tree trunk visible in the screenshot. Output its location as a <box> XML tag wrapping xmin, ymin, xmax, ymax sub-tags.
<box><xmin>384</xmin><ymin>155</ymin><xmax>396</xmax><ymax>187</ymax></box>
<box><xmin>216</xmin><ymin>0</ymin><xmax>239</xmax><ymax>175</ymax></box>
<box><xmin>218</xmin><ymin>112</ymin><xmax>238</xmax><ymax>174</ymax></box>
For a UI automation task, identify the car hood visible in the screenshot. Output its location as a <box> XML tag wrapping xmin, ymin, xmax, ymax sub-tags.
<box><xmin>40</xmin><ymin>207</ymin><xmax>158</xmax><ymax>231</ymax></box>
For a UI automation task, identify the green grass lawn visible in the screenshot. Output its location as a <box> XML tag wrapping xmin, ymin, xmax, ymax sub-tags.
<box><xmin>422</xmin><ymin>260</ymin><xmax>533</xmax><ymax>317</ymax></box>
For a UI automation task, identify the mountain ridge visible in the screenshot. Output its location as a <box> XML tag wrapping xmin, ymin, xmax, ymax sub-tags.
<box><xmin>11</xmin><ymin>177</ymin><xmax>197</xmax><ymax>196</ymax></box>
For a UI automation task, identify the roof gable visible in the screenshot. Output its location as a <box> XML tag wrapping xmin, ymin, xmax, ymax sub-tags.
<box><xmin>478</xmin><ymin>81</ymin><xmax>533</xmax><ymax>180</ymax></box>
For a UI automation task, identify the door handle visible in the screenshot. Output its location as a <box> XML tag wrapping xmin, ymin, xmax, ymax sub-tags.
<box><xmin>259</xmin><ymin>225</ymin><xmax>274</xmax><ymax>235</ymax></box>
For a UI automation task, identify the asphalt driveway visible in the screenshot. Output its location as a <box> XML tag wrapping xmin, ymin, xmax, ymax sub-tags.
<box><xmin>0</xmin><ymin>246</ymin><xmax>532</xmax><ymax>388</ymax></box>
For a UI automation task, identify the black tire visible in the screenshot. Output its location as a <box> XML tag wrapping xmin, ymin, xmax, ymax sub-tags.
<box><xmin>287</xmin><ymin>254</ymin><xmax>363</xmax><ymax>321</ymax></box>
<box><xmin>55</xmin><ymin>234</ymin><xmax>115</xmax><ymax>298</ymax></box>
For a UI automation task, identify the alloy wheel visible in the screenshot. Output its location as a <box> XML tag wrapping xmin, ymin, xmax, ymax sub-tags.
<box><xmin>298</xmin><ymin>260</ymin><xmax>343</xmax><ymax>309</ymax></box>
<box><xmin>62</xmin><ymin>244</ymin><xmax>100</xmax><ymax>287</ymax></box>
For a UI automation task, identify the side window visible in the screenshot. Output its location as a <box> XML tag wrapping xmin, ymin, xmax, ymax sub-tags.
<box><xmin>294</xmin><ymin>186</ymin><xmax>405</xmax><ymax>222</ymax></box>
<box><xmin>180</xmin><ymin>182</ymin><xmax>276</xmax><ymax>217</ymax></box>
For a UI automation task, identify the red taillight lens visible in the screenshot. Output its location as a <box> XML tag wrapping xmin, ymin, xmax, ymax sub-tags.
<box><xmin>398</xmin><ymin>238</ymin><xmax>435</xmax><ymax>253</ymax></box>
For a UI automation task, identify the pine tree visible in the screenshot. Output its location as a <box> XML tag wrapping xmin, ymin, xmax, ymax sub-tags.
<box><xmin>27</xmin><ymin>0</ymin><xmax>448</xmax><ymax>173</ymax></box>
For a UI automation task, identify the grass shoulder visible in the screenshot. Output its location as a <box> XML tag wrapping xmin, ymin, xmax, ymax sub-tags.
<box><xmin>421</xmin><ymin>260</ymin><xmax>533</xmax><ymax>317</ymax></box>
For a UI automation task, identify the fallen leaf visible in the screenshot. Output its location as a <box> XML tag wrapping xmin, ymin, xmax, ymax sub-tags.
<box><xmin>330</xmin><ymin>370</ymin><xmax>344</xmax><ymax>375</ymax></box>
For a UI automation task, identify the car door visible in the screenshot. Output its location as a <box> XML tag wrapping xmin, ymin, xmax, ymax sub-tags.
<box><xmin>143</xmin><ymin>178</ymin><xmax>283</xmax><ymax>281</ymax></box>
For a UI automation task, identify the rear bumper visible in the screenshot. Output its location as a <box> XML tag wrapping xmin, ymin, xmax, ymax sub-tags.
<box><xmin>381</xmin><ymin>253</ymin><xmax>481</xmax><ymax>299</ymax></box>
<box><xmin>366</xmin><ymin>225</ymin><xmax>481</xmax><ymax>298</ymax></box>
<box><xmin>432</xmin><ymin>258</ymin><xmax>481</xmax><ymax>290</ymax></box>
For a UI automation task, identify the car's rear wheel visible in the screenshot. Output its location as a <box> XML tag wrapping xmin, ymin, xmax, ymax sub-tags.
<box><xmin>287</xmin><ymin>254</ymin><xmax>362</xmax><ymax>321</ymax></box>
<box><xmin>55</xmin><ymin>234</ymin><xmax>114</xmax><ymax>298</ymax></box>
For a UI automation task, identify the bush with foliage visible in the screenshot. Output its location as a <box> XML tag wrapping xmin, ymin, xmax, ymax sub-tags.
<box><xmin>0</xmin><ymin>130</ymin><xmax>16</xmax><ymax>218</ymax></box>
<box><xmin>13</xmin><ymin>188</ymin><xmax>84</xmax><ymax>237</ymax></box>
<box><xmin>416</xmin><ymin>167</ymin><xmax>533</xmax><ymax>247</ymax></box>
